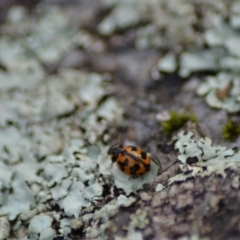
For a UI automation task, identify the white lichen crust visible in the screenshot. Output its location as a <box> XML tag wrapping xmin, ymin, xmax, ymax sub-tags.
<box><xmin>197</xmin><ymin>73</ymin><xmax>240</xmax><ymax>113</ymax></box>
<box><xmin>0</xmin><ymin>5</ymin><xmax>123</xmax><ymax>240</ymax></box>
<box><xmin>169</xmin><ymin>131</ymin><xmax>240</xmax><ymax>185</ymax></box>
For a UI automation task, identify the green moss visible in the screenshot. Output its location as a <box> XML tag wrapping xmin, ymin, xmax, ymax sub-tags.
<box><xmin>161</xmin><ymin>111</ymin><xmax>197</xmax><ymax>138</ymax></box>
<box><xmin>222</xmin><ymin>120</ymin><xmax>240</xmax><ymax>141</ymax></box>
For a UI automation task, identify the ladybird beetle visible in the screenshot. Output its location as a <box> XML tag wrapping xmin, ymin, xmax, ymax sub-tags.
<box><xmin>108</xmin><ymin>144</ymin><xmax>151</xmax><ymax>178</ymax></box>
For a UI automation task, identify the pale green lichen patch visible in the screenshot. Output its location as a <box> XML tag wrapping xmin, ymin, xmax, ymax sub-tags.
<box><xmin>100</xmin><ymin>0</ymin><xmax>198</xmax><ymax>51</ymax></box>
<box><xmin>59</xmin><ymin>217</ymin><xmax>74</xmax><ymax>236</ymax></box>
<box><xmin>28</xmin><ymin>214</ymin><xmax>53</xmax><ymax>237</ymax></box>
<box><xmin>155</xmin><ymin>183</ymin><xmax>164</xmax><ymax>192</ymax></box>
<box><xmin>230</xmin><ymin>1</ymin><xmax>240</xmax><ymax>28</ymax></box>
<box><xmin>149</xmin><ymin>0</ymin><xmax>240</xmax><ymax>115</ymax></box>
<box><xmin>197</xmin><ymin>73</ymin><xmax>240</xmax><ymax>113</ymax></box>
<box><xmin>58</xmin><ymin>181</ymin><xmax>88</xmax><ymax>218</ymax></box>
<box><xmin>0</xmin><ymin>4</ymin><xmax>123</xmax><ymax>239</ymax></box>
<box><xmin>39</xmin><ymin>228</ymin><xmax>56</xmax><ymax>240</ymax></box>
<box><xmin>0</xmin><ymin>37</ymin><xmax>45</xmax><ymax>91</ymax></box>
<box><xmin>157</xmin><ymin>53</ymin><xmax>177</xmax><ymax>73</ymax></box>
<box><xmin>83</xmin><ymin>183</ymin><xmax>103</xmax><ymax>201</ymax></box>
<box><xmin>125</xmin><ymin>230</ymin><xmax>143</xmax><ymax>240</ymax></box>
<box><xmin>2</xmin><ymin>6</ymin><xmax>102</xmax><ymax>65</ymax></box>
<box><xmin>179</xmin><ymin>49</ymin><xmax>219</xmax><ymax>78</ymax></box>
<box><xmin>34</xmin><ymin>143</ymin><xmax>107</xmax><ymax>219</ymax></box>
<box><xmin>0</xmin><ymin>63</ymin><xmax>122</xmax><ymax>237</ymax></box>
<box><xmin>98</xmin><ymin>2</ymin><xmax>142</xmax><ymax>36</ymax></box>
<box><xmin>0</xmin><ymin>172</ymin><xmax>36</xmax><ymax>221</ymax></box>
<box><xmin>231</xmin><ymin>176</ymin><xmax>240</xmax><ymax>189</ymax></box>
<box><xmin>0</xmin><ymin>127</ymin><xmax>34</xmax><ymax>165</ymax></box>
<box><xmin>193</xmin><ymin>10</ymin><xmax>240</xmax><ymax>113</ymax></box>
<box><xmin>168</xmin><ymin>131</ymin><xmax>240</xmax><ymax>185</ymax></box>
<box><xmin>0</xmin><ymin>163</ymin><xmax>13</xmax><ymax>189</ymax></box>
<box><xmin>116</xmin><ymin>195</ymin><xmax>136</xmax><ymax>207</ymax></box>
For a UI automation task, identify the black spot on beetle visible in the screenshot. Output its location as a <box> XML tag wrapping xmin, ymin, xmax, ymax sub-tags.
<box><xmin>140</xmin><ymin>151</ymin><xmax>147</xmax><ymax>159</ymax></box>
<box><xmin>130</xmin><ymin>164</ymin><xmax>140</xmax><ymax>175</ymax></box>
<box><xmin>123</xmin><ymin>158</ymin><xmax>129</xmax><ymax>166</ymax></box>
<box><xmin>117</xmin><ymin>158</ymin><xmax>129</xmax><ymax>171</ymax></box>
<box><xmin>130</xmin><ymin>146</ymin><xmax>137</xmax><ymax>151</ymax></box>
<box><xmin>145</xmin><ymin>164</ymin><xmax>150</xmax><ymax>172</ymax></box>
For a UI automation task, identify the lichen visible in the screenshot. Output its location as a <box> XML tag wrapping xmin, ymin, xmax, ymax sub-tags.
<box><xmin>100</xmin><ymin>0</ymin><xmax>200</xmax><ymax>51</ymax></box>
<box><xmin>157</xmin><ymin>53</ymin><xmax>177</xmax><ymax>73</ymax></box>
<box><xmin>155</xmin><ymin>183</ymin><xmax>164</xmax><ymax>192</ymax></box>
<box><xmin>0</xmin><ymin>5</ymin><xmax>123</xmax><ymax>239</ymax></box>
<box><xmin>197</xmin><ymin>72</ymin><xmax>240</xmax><ymax>113</ymax></box>
<box><xmin>28</xmin><ymin>215</ymin><xmax>53</xmax><ymax>239</ymax></box>
<box><xmin>168</xmin><ymin>131</ymin><xmax>240</xmax><ymax>185</ymax></box>
<box><xmin>0</xmin><ymin>172</ymin><xmax>36</xmax><ymax>221</ymax></box>
<box><xmin>179</xmin><ymin>49</ymin><xmax>219</xmax><ymax>78</ymax></box>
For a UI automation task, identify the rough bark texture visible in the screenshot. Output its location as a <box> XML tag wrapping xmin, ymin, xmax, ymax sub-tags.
<box><xmin>104</xmin><ymin>168</ymin><xmax>240</xmax><ymax>240</ymax></box>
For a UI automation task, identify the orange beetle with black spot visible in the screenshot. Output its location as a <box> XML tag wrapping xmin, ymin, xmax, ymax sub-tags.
<box><xmin>108</xmin><ymin>144</ymin><xmax>151</xmax><ymax>178</ymax></box>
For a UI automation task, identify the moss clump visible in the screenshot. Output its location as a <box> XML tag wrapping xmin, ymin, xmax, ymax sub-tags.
<box><xmin>222</xmin><ymin>120</ymin><xmax>240</xmax><ymax>141</ymax></box>
<box><xmin>161</xmin><ymin>111</ymin><xmax>197</xmax><ymax>138</ymax></box>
